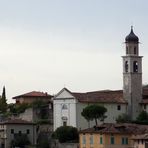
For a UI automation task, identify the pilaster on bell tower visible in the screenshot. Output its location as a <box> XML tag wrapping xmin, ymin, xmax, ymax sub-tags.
<box><xmin>122</xmin><ymin>26</ymin><xmax>143</xmax><ymax>120</ymax></box>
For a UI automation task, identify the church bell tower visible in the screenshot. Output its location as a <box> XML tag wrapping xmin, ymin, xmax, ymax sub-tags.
<box><xmin>123</xmin><ymin>26</ymin><xmax>142</xmax><ymax>119</ymax></box>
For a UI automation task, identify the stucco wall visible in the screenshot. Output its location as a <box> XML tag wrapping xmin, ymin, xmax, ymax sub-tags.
<box><xmin>19</xmin><ymin>108</ymin><xmax>34</xmax><ymax>122</ymax></box>
<box><xmin>76</xmin><ymin>103</ymin><xmax>127</xmax><ymax>130</ymax></box>
<box><xmin>4</xmin><ymin>124</ymin><xmax>36</xmax><ymax>148</ymax></box>
<box><xmin>79</xmin><ymin>133</ymin><xmax>132</xmax><ymax>148</ymax></box>
<box><xmin>54</xmin><ymin>99</ymin><xmax>77</xmax><ymax>130</ymax></box>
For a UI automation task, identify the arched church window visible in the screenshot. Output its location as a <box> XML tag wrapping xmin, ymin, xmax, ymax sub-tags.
<box><xmin>133</xmin><ymin>61</ymin><xmax>138</xmax><ymax>72</ymax></box>
<box><xmin>125</xmin><ymin>61</ymin><xmax>128</xmax><ymax>72</ymax></box>
<box><xmin>62</xmin><ymin>104</ymin><xmax>68</xmax><ymax>110</ymax></box>
<box><xmin>126</xmin><ymin>47</ymin><xmax>128</xmax><ymax>54</ymax></box>
<box><xmin>134</xmin><ymin>47</ymin><xmax>137</xmax><ymax>54</ymax></box>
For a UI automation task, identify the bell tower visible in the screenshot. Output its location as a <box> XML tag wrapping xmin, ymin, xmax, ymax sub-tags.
<box><xmin>122</xmin><ymin>26</ymin><xmax>143</xmax><ymax>119</ymax></box>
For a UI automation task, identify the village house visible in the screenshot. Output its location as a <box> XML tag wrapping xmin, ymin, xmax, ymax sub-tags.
<box><xmin>0</xmin><ymin>119</ymin><xmax>37</xmax><ymax>148</ymax></box>
<box><xmin>12</xmin><ymin>91</ymin><xmax>53</xmax><ymax>131</ymax></box>
<box><xmin>13</xmin><ymin>91</ymin><xmax>53</xmax><ymax>104</ymax></box>
<box><xmin>79</xmin><ymin>123</ymin><xmax>148</xmax><ymax>148</ymax></box>
<box><xmin>131</xmin><ymin>134</ymin><xmax>148</xmax><ymax>148</ymax></box>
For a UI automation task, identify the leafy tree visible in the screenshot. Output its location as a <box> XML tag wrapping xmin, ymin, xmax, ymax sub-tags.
<box><xmin>53</xmin><ymin>126</ymin><xmax>78</xmax><ymax>143</ymax></box>
<box><xmin>136</xmin><ymin>111</ymin><xmax>148</xmax><ymax>122</ymax></box>
<box><xmin>37</xmin><ymin>132</ymin><xmax>51</xmax><ymax>148</ymax></box>
<box><xmin>116</xmin><ymin>113</ymin><xmax>131</xmax><ymax>123</ymax></box>
<box><xmin>31</xmin><ymin>100</ymin><xmax>49</xmax><ymax>119</ymax></box>
<box><xmin>9</xmin><ymin>103</ymin><xmax>29</xmax><ymax>115</ymax></box>
<box><xmin>81</xmin><ymin>104</ymin><xmax>107</xmax><ymax>126</ymax></box>
<box><xmin>0</xmin><ymin>86</ymin><xmax>7</xmax><ymax>113</ymax></box>
<box><xmin>11</xmin><ymin>134</ymin><xmax>30</xmax><ymax>148</ymax></box>
<box><xmin>31</xmin><ymin>100</ymin><xmax>47</xmax><ymax>108</ymax></box>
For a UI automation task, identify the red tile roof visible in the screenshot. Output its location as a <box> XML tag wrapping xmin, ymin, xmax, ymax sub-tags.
<box><xmin>80</xmin><ymin>123</ymin><xmax>148</xmax><ymax>135</ymax></box>
<box><xmin>71</xmin><ymin>90</ymin><xmax>127</xmax><ymax>104</ymax></box>
<box><xmin>13</xmin><ymin>91</ymin><xmax>52</xmax><ymax>99</ymax></box>
<box><xmin>61</xmin><ymin>88</ymin><xmax>148</xmax><ymax>104</ymax></box>
<box><xmin>131</xmin><ymin>133</ymin><xmax>148</xmax><ymax>140</ymax></box>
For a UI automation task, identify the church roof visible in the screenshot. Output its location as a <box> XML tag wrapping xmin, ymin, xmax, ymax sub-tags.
<box><xmin>55</xmin><ymin>88</ymin><xmax>148</xmax><ymax>104</ymax></box>
<box><xmin>71</xmin><ymin>90</ymin><xmax>127</xmax><ymax>104</ymax></box>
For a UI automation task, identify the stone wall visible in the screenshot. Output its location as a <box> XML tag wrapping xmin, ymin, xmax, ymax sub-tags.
<box><xmin>51</xmin><ymin>140</ymin><xmax>79</xmax><ymax>148</ymax></box>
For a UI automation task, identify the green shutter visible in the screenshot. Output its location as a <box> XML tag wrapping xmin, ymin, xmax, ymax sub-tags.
<box><xmin>125</xmin><ymin>138</ymin><xmax>128</xmax><ymax>144</ymax></box>
<box><xmin>122</xmin><ymin>137</ymin><xmax>124</xmax><ymax>144</ymax></box>
<box><xmin>111</xmin><ymin>137</ymin><xmax>114</xmax><ymax>144</ymax></box>
<box><xmin>100</xmin><ymin>137</ymin><xmax>103</xmax><ymax>144</ymax></box>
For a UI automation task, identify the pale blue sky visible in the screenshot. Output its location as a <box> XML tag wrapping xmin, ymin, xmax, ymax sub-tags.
<box><xmin>0</xmin><ymin>0</ymin><xmax>148</xmax><ymax>102</ymax></box>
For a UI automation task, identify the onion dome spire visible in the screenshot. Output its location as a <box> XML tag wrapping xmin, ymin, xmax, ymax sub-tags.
<box><xmin>125</xmin><ymin>26</ymin><xmax>139</xmax><ymax>43</ymax></box>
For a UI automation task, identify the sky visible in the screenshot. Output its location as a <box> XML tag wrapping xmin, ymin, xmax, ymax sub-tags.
<box><xmin>0</xmin><ymin>0</ymin><xmax>148</xmax><ymax>103</ymax></box>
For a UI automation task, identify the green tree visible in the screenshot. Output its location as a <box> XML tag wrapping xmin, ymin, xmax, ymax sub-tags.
<box><xmin>0</xmin><ymin>86</ymin><xmax>7</xmax><ymax>113</ymax></box>
<box><xmin>11</xmin><ymin>134</ymin><xmax>30</xmax><ymax>148</ymax></box>
<box><xmin>116</xmin><ymin>113</ymin><xmax>131</xmax><ymax>123</ymax></box>
<box><xmin>37</xmin><ymin>132</ymin><xmax>51</xmax><ymax>148</ymax></box>
<box><xmin>53</xmin><ymin>126</ymin><xmax>78</xmax><ymax>143</ymax></box>
<box><xmin>8</xmin><ymin>103</ymin><xmax>29</xmax><ymax>115</ymax></box>
<box><xmin>136</xmin><ymin>111</ymin><xmax>148</xmax><ymax>122</ymax></box>
<box><xmin>81</xmin><ymin>104</ymin><xmax>107</xmax><ymax>126</ymax></box>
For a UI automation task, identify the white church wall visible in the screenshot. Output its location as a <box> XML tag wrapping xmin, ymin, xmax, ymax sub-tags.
<box><xmin>104</xmin><ymin>103</ymin><xmax>127</xmax><ymax>122</ymax></box>
<box><xmin>53</xmin><ymin>98</ymin><xmax>77</xmax><ymax>131</ymax></box>
<box><xmin>76</xmin><ymin>103</ymin><xmax>127</xmax><ymax>130</ymax></box>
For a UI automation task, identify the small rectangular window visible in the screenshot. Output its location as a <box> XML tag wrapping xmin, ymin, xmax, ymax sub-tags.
<box><xmin>117</xmin><ymin>105</ymin><xmax>121</xmax><ymax>110</ymax></box>
<box><xmin>122</xmin><ymin>137</ymin><xmax>128</xmax><ymax>145</ymax></box>
<box><xmin>19</xmin><ymin>131</ymin><xmax>22</xmax><ymax>135</ymax></box>
<box><xmin>27</xmin><ymin>129</ymin><xmax>30</xmax><ymax>134</ymax></box>
<box><xmin>144</xmin><ymin>105</ymin><xmax>146</xmax><ymax>110</ymax></box>
<box><xmin>90</xmin><ymin>135</ymin><xmax>93</xmax><ymax>145</ymax></box>
<box><xmin>82</xmin><ymin>135</ymin><xmax>86</xmax><ymax>144</ymax></box>
<box><xmin>11</xmin><ymin>129</ymin><xmax>14</xmax><ymax>134</ymax></box>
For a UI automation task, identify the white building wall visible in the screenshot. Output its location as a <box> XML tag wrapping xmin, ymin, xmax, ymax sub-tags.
<box><xmin>0</xmin><ymin>124</ymin><xmax>37</xmax><ymax>148</ymax></box>
<box><xmin>76</xmin><ymin>103</ymin><xmax>127</xmax><ymax>130</ymax></box>
<box><xmin>104</xmin><ymin>103</ymin><xmax>127</xmax><ymax>122</ymax></box>
<box><xmin>54</xmin><ymin>99</ymin><xmax>77</xmax><ymax>130</ymax></box>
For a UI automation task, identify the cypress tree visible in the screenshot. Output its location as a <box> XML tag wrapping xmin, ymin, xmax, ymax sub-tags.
<box><xmin>0</xmin><ymin>86</ymin><xmax>7</xmax><ymax>113</ymax></box>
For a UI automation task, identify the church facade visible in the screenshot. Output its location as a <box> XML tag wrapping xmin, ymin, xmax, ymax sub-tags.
<box><xmin>53</xmin><ymin>27</ymin><xmax>148</xmax><ymax>130</ymax></box>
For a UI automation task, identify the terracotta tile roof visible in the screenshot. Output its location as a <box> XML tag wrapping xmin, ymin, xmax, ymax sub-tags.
<box><xmin>56</xmin><ymin>87</ymin><xmax>148</xmax><ymax>104</ymax></box>
<box><xmin>13</xmin><ymin>91</ymin><xmax>53</xmax><ymax>99</ymax></box>
<box><xmin>80</xmin><ymin>123</ymin><xmax>148</xmax><ymax>135</ymax></box>
<box><xmin>131</xmin><ymin>133</ymin><xmax>148</xmax><ymax>140</ymax></box>
<box><xmin>0</xmin><ymin>119</ymin><xmax>34</xmax><ymax>125</ymax></box>
<box><xmin>71</xmin><ymin>90</ymin><xmax>127</xmax><ymax>104</ymax></box>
